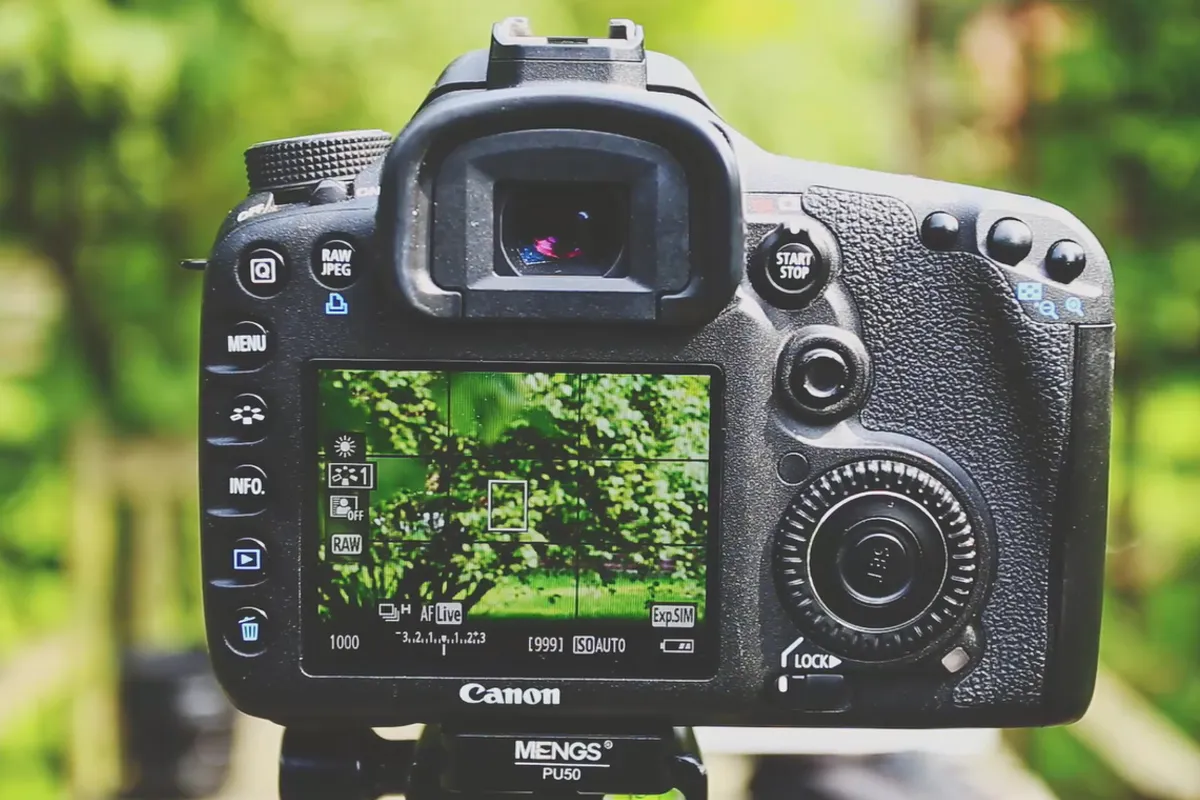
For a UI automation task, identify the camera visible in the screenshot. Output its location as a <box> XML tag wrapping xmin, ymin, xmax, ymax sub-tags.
<box><xmin>197</xmin><ymin>18</ymin><xmax>1114</xmax><ymax>730</ymax></box>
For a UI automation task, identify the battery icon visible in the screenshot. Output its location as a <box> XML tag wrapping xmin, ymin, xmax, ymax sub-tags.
<box><xmin>660</xmin><ymin>639</ymin><xmax>695</xmax><ymax>654</ymax></box>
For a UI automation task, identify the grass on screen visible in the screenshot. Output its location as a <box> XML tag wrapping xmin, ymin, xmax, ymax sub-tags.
<box><xmin>471</xmin><ymin>570</ymin><xmax>705</xmax><ymax>620</ymax></box>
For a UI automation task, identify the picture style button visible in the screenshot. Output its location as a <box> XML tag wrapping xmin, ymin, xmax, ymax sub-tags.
<box><xmin>230</xmin><ymin>537</ymin><xmax>268</xmax><ymax>585</ymax></box>
<box><xmin>218</xmin><ymin>464</ymin><xmax>269</xmax><ymax>515</ymax></box>
<box><xmin>211</xmin><ymin>319</ymin><xmax>273</xmax><ymax>372</ymax></box>
<box><xmin>238</xmin><ymin>247</ymin><xmax>289</xmax><ymax>298</ymax></box>
<box><xmin>312</xmin><ymin>237</ymin><xmax>361</xmax><ymax>289</ymax></box>
<box><xmin>225</xmin><ymin>607</ymin><xmax>269</xmax><ymax>656</ymax></box>
<box><xmin>215</xmin><ymin>393</ymin><xmax>269</xmax><ymax>443</ymax></box>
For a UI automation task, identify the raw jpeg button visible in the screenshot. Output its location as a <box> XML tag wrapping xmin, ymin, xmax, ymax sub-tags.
<box><xmin>313</xmin><ymin>237</ymin><xmax>361</xmax><ymax>289</ymax></box>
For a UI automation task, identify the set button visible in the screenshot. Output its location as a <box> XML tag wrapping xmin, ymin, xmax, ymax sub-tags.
<box><xmin>225</xmin><ymin>606</ymin><xmax>270</xmax><ymax>657</ymax></box>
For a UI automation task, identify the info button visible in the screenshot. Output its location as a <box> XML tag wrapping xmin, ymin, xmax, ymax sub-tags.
<box><xmin>212</xmin><ymin>464</ymin><xmax>269</xmax><ymax>516</ymax></box>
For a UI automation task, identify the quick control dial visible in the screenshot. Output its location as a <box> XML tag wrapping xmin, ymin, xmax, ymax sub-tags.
<box><xmin>244</xmin><ymin>130</ymin><xmax>393</xmax><ymax>194</ymax></box>
<box><xmin>773</xmin><ymin>460</ymin><xmax>981</xmax><ymax>662</ymax></box>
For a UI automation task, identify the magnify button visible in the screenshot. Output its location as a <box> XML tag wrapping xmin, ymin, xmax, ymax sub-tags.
<box><xmin>1065</xmin><ymin>297</ymin><xmax>1084</xmax><ymax>316</ymax></box>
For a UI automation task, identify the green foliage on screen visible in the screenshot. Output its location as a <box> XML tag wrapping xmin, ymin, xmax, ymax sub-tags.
<box><xmin>317</xmin><ymin>370</ymin><xmax>711</xmax><ymax>621</ymax></box>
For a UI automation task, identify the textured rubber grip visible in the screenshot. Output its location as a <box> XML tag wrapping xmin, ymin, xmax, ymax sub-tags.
<box><xmin>244</xmin><ymin>130</ymin><xmax>392</xmax><ymax>193</ymax></box>
<box><xmin>804</xmin><ymin>186</ymin><xmax>1074</xmax><ymax>708</ymax></box>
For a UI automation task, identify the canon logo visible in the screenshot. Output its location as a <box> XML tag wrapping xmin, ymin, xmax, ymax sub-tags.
<box><xmin>514</xmin><ymin>740</ymin><xmax>605</xmax><ymax>763</ymax></box>
<box><xmin>459</xmin><ymin>683</ymin><xmax>561</xmax><ymax>706</ymax></box>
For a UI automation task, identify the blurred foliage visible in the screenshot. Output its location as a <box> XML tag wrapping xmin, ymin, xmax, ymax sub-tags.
<box><xmin>0</xmin><ymin>0</ymin><xmax>1197</xmax><ymax>798</ymax></box>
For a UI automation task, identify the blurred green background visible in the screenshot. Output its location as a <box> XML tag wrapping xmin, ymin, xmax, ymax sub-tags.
<box><xmin>1</xmin><ymin>0</ymin><xmax>1199</xmax><ymax>798</ymax></box>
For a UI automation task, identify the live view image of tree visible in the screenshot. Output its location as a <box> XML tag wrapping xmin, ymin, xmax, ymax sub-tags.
<box><xmin>316</xmin><ymin>368</ymin><xmax>712</xmax><ymax>623</ymax></box>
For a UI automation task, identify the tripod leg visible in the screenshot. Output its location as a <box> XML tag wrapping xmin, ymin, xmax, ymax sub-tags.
<box><xmin>672</xmin><ymin>752</ymin><xmax>708</xmax><ymax>800</ymax></box>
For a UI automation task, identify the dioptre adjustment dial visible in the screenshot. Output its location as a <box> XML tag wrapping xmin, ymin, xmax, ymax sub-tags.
<box><xmin>773</xmin><ymin>460</ymin><xmax>981</xmax><ymax>662</ymax></box>
<box><xmin>244</xmin><ymin>130</ymin><xmax>393</xmax><ymax>194</ymax></box>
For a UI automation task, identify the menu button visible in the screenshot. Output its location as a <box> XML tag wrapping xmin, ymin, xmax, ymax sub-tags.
<box><xmin>210</xmin><ymin>320</ymin><xmax>273</xmax><ymax>372</ymax></box>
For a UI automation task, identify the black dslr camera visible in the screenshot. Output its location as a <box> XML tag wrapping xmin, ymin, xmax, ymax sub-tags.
<box><xmin>197</xmin><ymin>17</ymin><xmax>1113</xmax><ymax>756</ymax></box>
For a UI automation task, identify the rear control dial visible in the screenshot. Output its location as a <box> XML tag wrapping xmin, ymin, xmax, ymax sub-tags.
<box><xmin>773</xmin><ymin>460</ymin><xmax>981</xmax><ymax>662</ymax></box>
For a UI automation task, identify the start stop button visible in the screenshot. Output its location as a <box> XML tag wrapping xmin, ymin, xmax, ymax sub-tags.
<box><xmin>751</xmin><ymin>221</ymin><xmax>837</xmax><ymax>309</ymax></box>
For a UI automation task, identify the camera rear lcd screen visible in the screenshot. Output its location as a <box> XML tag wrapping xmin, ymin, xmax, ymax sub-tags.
<box><xmin>305</xmin><ymin>364</ymin><xmax>718</xmax><ymax>679</ymax></box>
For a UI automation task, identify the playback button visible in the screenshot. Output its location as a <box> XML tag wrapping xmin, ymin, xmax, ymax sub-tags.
<box><xmin>227</xmin><ymin>537</ymin><xmax>267</xmax><ymax>586</ymax></box>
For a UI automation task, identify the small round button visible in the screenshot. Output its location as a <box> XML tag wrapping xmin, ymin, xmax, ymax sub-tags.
<box><xmin>312</xmin><ymin>238</ymin><xmax>361</xmax><ymax>289</ymax></box>
<box><xmin>921</xmin><ymin>212</ymin><xmax>960</xmax><ymax>250</ymax></box>
<box><xmin>211</xmin><ymin>320</ymin><xmax>273</xmax><ymax>373</ymax></box>
<box><xmin>751</xmin><ymin>223</ymin><xmax>833</xmax><ymax>309</ymax></box>
<box><xmin>217</xmin><ymin>393</ymin><xmax>269</xmax><ymax>443</ymax></box>
<box><xmin>230</xmin><ymin>537</ymin><xmax>268</xmax><ymax>585</ymax></box>
<box><xmin>1046</xmin><ymin>239</ymin><xmax>1087</xmax><ymax>283</ymax></box>
<box><xmin>225</xmin><ymin>607</ymin><xmax>269</xmax><ymax>656</ymax></box>
<box><xmin>220</xmin><ymin>464</ymin><xmax>268</xmax><ymax>515</ymax></box>
<box><xmin>790</xmin><ymin>348</ymin><xmax>849</xmax><ymax>409</ymax></box>
<box><xmin>987</xmin><ymin>218</ymin><xmax>1034</xmax><ymax>265</ymax></box>
<box><xmin>238</xmin><ymin>247</ymin><xmax>289</xmax><ymax>298</ymax></box>
<box><xmin>777</xmin><ymin>453</ymin><xmax>811</xmax><ymax>485</ymax></box>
